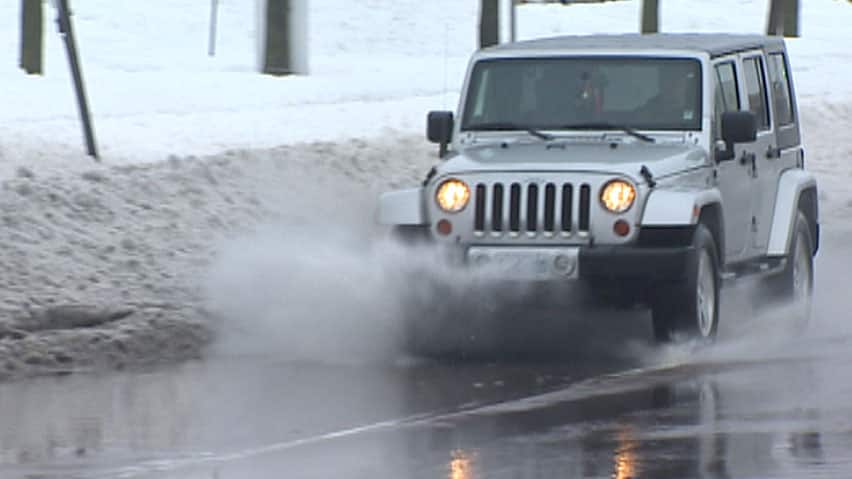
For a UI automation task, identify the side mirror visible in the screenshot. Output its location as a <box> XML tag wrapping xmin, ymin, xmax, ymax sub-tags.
<box><xmin>427</xmin><ymin>111</ymin><xmax>454</xmax><ymax>158</ymax></box>
<box><xmin>721</xmin><ymin>111</ymin><xmax>757</xmax><ymax>144</ymax></box>
<box><xmin>717</xmin><ymin>111</ymin><xmax>757</xmax><ymax>162</ymax></box>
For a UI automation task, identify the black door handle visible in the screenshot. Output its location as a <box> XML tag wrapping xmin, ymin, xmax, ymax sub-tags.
<box><xmin>739</xmin><ymin>152</ymin><xmax>757</xmax><ymax>178</ymax></box>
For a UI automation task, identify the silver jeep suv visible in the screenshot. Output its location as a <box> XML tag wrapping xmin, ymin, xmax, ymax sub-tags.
<box><xmin>379</xmin><ymin>34</ymin><xmax>818</xmax><ymax>354</ymax></box>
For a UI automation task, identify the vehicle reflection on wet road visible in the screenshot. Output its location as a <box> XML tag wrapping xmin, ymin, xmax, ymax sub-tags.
<box><xmin>1</xmin><ymin>229</ymin><xmax>850</xmax><ymax>479</ymax></box>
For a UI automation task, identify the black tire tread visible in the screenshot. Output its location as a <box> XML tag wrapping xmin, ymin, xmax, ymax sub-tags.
<box><xmin>651</xmin><ymin>223</ymin><xmax>720</xmax><ymax>343</ymax></box>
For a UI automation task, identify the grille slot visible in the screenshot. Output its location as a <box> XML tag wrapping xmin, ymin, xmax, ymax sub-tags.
<box><xmin>474</xmin><ymin>184</ymin><xmax>486</xmax><ymax>232</ymax></box>
<box><xmin>509</xmin><ymin>183</ymin><xmax>521</xmax><ymax>232</ymax></box>
<box><xmin>492</xmin><ymin>183</ymin><xmax>504</xmax><ymax>231</ymax></box>
<box><xmin>544</xmin><ymin>183</ymin><xmax>556</xmax><ymax>232</ymax></box>
<box><xmin>472</xmin><ymin>180</ymin><xmax>592</xmax><ymax>238</ymax></box>
<box><xmin>579</xmin><ymin>184</ymin><xmax>591</xmax><ymax>233</ymax></box>
<box><xmin>561</xmin><ymin>184</ymin><xmax>573</xmax><ymax>233</ymax></box>
<box><xmin>526</xmin><ymin>184</ymin><xmax>538</xmax><ymax>232</ymax></box>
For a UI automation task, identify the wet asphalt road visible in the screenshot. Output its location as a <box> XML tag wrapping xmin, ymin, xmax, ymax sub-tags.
<box><xmin>1</xmin><ymin>228</ymin><xmax>852</xmax><ymax>479</ymax></box>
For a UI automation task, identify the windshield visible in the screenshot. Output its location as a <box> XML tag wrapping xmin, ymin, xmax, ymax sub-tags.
<box><xmin>461</xmin><ymin>57</ymin><xmax>703</xmax><ymax>132</ymax></box>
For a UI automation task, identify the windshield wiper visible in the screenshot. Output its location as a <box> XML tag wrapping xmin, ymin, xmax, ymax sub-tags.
<box><xmin>558</xmin><ymin>122</ymin><xmax>655</xmax><ymax>143</ymax></box>
<box><xmin>463</xmin><ymin>122</ymin><xmax>554</xmax><ymax>141</ymax></box>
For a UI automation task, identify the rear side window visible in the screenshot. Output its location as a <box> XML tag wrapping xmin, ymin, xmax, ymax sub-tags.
<box><xmin>743</xmin><ymin>57</ymin><xmax>770</xmax><ymax>131</ymax></box>
<box><xmin>767</xmin><ymin>53</ymin><xmax>794</xmax><ymax>126</ymax></box>
<box><xmin>713</xmin><ymin>62</ymin><xmax>740</xmax><ymax>140</ymax></box>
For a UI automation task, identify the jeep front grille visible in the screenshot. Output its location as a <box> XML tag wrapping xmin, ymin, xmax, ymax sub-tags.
<box><xmin>473</xmin><ymin>182</ymin><xmax>592</xmax><ymax>236</ymax></box>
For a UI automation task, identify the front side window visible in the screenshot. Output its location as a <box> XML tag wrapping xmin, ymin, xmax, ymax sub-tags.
<box><xmin>742</xmin><ymin>56</ymin><xmax>770</xmax><ymax>131</ymax></box>
<box><xmin>713</xmin><ymin>61</ymin><xmax>740</xmax><ymax>140</ymax></box>
<box><xmin>461</xmin><ymin>57</ymin><xmax>703</xmax><ymax>132</ymax></box>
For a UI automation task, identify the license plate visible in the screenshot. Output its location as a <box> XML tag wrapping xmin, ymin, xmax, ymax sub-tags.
<box><xmin>467</xmin><ymin>247</ymin><xmax>580</xmax><ymax>280</ymax></box>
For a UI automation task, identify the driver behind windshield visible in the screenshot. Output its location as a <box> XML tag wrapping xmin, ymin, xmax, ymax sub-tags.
<box><xmin>637</xmin><ymin>68</ymin><xmax>698</xmax><ymax>127</ymax></box>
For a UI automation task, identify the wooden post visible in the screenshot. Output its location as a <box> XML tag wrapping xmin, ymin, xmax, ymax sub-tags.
<box><xmin>263</xmin><ymin>0</ymin><xmax>291</xmax><ymax>75</ymax></box>
<box><xmin>782</xmin><ymin>0</ymin><xmax>800</xmax><ymax>37</ymax></box>
<box><xmin>767</xmin><ymin>0</ymin><xmax>784</xmax><ymax>35</ymax></box>
<box><xmin>479</xmin><ymin>0</ymin><xmax>499</xmax><ymax>49</ymax></box>
<box><xmin>261</xmin><ymin>0</ymin><xmax>307</xmax><ymax>75</ymax></box>
<box><xmin>20</xmin><ymin>0</ymin><xmax>43</xmax><ymax>74</ymax></box>
<box><xmin>56</xmin><ymin>0</ymin><xmax>98</xmax><ymax>159</ymax></box>
<box><xmin>641</xmin><ymin>0</ymin><xmax>659</xmax><ymax>34</ymax></box>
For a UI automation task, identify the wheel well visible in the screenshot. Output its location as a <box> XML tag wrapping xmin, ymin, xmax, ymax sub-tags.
<box><xmin>797</xmin><ymin>187</ymin><xmax>819</xmax><ymax>255</ymax></box>
<box><xmin>698</xmin><ymin>204</ymin><xmax>724</xmax><ymax>265</ymax></box>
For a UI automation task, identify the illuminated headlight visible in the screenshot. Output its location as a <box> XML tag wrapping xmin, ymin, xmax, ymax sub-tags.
<box><xmin>600</xmin><ymin>180</ymin><xmax>636</xmax><ymax>213</ymax></box>
<box><xmin>435</xmin><ymin>179</ymin><xmax>470</xmax><ymax>213</ymax></box>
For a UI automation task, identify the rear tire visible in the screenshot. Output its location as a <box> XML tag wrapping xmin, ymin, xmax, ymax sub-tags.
<box><xmin>764</xmin><ymin>211</ymin><xmax>814</xmax><ymax>330</ymax></box>
<box><xmin>652</xmin><ymin>223</ymin><xmax>720</xmax><ymax>343</ymax></box>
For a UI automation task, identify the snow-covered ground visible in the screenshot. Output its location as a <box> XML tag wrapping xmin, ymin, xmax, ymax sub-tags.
<box><xmin>0</xmin><ymin>0</ymin><xmax>850</xmax><ymax>378</ymax></box>
<box><xmin>1</xmin><ymin>1</ymin><xmax>851</xmax><ymax>170</ymax></box>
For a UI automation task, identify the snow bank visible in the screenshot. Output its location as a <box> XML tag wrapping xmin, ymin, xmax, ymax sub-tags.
<box><xmin>0</xmin><ymin>135</ymin><xmax>437</xmax><ymax>379</ymax></box>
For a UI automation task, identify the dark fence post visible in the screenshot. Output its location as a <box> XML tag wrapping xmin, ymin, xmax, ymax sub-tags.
<box><xmin>263</xmin><ymin>0</ymin><xmax>291</xmax><ymax>75</ymax></box>
<box><xmin>20</xmin><ymin>0</ymin><xmax>43</xmax><ymax>74</ymax></box>
<box><xmin>782</xmin><ymin>0</ymin><xmax>800</xmax><ymax>37</ymax></box>
<box><xmin>479</xmin><ymin>0</ymin><xmax>499</xmax><ymax>49</ymax></box>
<box><xmin>261</xmin><ymin>0</ymin><xmax>308</xmax><ymax>76</ymax></box>
<box><xmin>56</xmin><ymin>0</ymin><xmax>98</xmax><ymax>159</ymax></box>
<box><xmin>767</xmin><ymin>0</ymin><xmax>784</xmax><ymax>35</ymax></box>
<box><xmin>641</xmin><ymin>0</ymin><xmax>659</xmax><ymax>34</ymax></box>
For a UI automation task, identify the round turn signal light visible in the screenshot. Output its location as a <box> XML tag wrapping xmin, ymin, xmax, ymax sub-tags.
<box><xmin>613</xmin><ymin>219</ymin><xmax>631</xmax><ymax>237</ymax></box>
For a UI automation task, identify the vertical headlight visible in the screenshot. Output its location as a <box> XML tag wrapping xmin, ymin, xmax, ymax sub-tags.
<box><xmin>435</xmin><ymin>179</ymin><xmax>470</xmax><ymax>213</ymax></box>
<box><xmin>600</xmin><ymin>180</ymin><xmax>636</xmax><ymax>213</ymax></box>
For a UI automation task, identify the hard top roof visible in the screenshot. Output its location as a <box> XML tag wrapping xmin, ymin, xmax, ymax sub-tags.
<box><xmin>485</xmin><ymin>33</ymin><xmax>785</xmax><ymax>57</ymax></box>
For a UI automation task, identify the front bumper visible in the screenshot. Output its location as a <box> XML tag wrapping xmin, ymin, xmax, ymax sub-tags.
<box><xmin>457</xmin><ymin>244</ymin><xmax>696</xmax><ymax>282</ymax></box>
<box><xmin>579</xmin><ymin>245</ymin><xmax>696</xmax><ymax>281</ymax></box>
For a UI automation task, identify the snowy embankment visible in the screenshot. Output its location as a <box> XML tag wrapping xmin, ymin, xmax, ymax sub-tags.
<box><xmin>0</xmin><ymin>136</ymin><xmax>435</xmax><ymax>378</ymax></box>
<box><xmin>0</xmin><ymin>0</ymin><xmax>851</xmax><ymax>378</ymax></box>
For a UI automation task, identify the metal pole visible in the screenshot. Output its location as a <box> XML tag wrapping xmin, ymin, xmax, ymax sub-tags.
<box><xmin>208</xmin><ymin>0</ymin><xmax>219</xmax><ymax>56</ymax></box>
<box><xmin>509</xmin><ymin>0</ymin><xmax>516</xmax><ymax>43</ymax></box>
<box><xmin>56</xmin><ymin>0</ymin><xmax>98</xmax><ymax>159</ymax></box>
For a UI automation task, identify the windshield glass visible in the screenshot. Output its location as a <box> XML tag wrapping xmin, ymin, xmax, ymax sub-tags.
<box><xmin>461</xmin><ymin>57</ymin><xmax>703</xmax><ymax>132</ymax></box>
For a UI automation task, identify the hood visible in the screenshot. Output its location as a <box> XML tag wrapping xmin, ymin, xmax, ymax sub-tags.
<box><xmin>436</xmin><ymin>140</ymin><xmax>708</xmax><ymax>183</ymax></box>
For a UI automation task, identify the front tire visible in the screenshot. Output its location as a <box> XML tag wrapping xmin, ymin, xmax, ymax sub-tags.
<box><xmin>652</xmin><ymin>223</ymin><xmax>721</xmax><ymax>343</ymax></box>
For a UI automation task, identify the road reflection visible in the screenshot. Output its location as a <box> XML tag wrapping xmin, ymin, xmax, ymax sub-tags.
<box><xmin>449</xmin><ymin>449</ymin><xmax>478</xmax><ymax>479</ymax></box>
<box><xmin>612</xmin><ymin>427</ymin><xmax>639</xmax><ymax>479</ymax></box>
<box><xmin>401</xmin><ymin>356</ymin><xmax>841</xmax><ymax>479</ymax></box>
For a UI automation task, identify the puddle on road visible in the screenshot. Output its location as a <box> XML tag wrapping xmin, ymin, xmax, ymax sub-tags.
<box><xmin>2</xmin><ymin>228</ymin><xmax>850</xmax><ymax>478</ymax></box>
